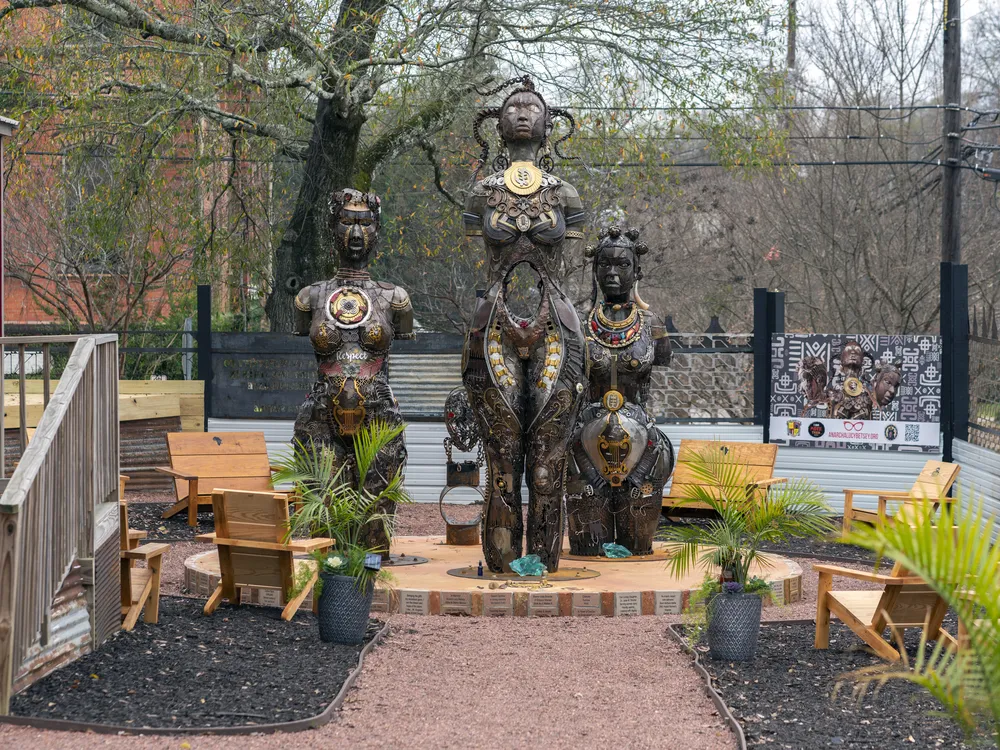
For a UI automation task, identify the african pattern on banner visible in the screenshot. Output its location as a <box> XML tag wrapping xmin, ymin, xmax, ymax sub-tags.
<box><xmin>769</xmin><ymin>334</ymin><xmax>941</xmax><ymax>452</ymax></box>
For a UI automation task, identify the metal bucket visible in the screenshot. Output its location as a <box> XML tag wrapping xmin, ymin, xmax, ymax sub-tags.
<box><xmin>439</xmin><ymin>486</ymin><xmax>483</xmax><ymax>546</ymax></box>
<box><xmin>317</xmin><ymin>573</ymin><xmax>374</xmax><ymax>645</ymax></box>
<box><xmin>708</xmin><ymin>593</ymin><xmax>763</xmax><ymax>661</ymax></box>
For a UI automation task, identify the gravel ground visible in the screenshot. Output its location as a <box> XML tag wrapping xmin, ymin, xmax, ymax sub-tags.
<box><xmin>702</xmin><ymin>619</ymin><xmax>974</xmax><ymax>749</ymax></box>
<box><xmin>5</xmin><ymin>498</ymin><xmax>896</xmax><ymax>748</ymax></box>
<box><xmin>1</xmin><ymin>616</ymin><xmax>734</xmax><ymax>750</ymax></box>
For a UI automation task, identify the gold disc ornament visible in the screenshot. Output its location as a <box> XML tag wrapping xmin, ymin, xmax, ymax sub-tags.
<box><xmin>503</xmin><ymin>161</ymin><xmax>543</xmax><ymax>196</ymax></box>
<box><xmin>326</xmin><ymin>287</ymin><xmax>372</xmax><ymax>328</ymax></box>
<box><xmin>602</xmin><ymin>389</ymin><xmax>625</xmax><ymax>412</ymax></box>
<box><xmin>843</xmin><ymin>377</ymin><xmax>864</xmax><ymax>397</ymax></box>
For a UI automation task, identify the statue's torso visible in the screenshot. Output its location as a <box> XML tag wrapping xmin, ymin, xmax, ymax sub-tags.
<box><xmin>585</xmin><ymin>306</ymin><xmax>659</xmax><ymax>404</ymax></box>
<box><xmin>294</xmin><ymin>277</ymin><xmax>413</xmax><ymax>438</ymax></box>
<box><xmin>465</xmin><ymin>162</ymin><xmax>585</xmax><ymax>286</ymax></box>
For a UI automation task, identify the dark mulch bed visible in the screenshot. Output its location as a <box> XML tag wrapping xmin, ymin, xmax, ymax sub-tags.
<box><xmin>660</xmin><ymin>515</ymin><xmax>889</xmax><ymax>565</ymax></box>
<box><xmin>127</xmin><ymin>501</ymin><xmax>213</xmax><ymax>542</ymax></box>
<box><xmin>11</xmin><ymin>597</ymin><xmax>381</xmax><ymax>730</ymax></box>
<box><xmin>696</xmin><ymin>619</ymin><xmax>978</xmax><ymax>749</ymax></box>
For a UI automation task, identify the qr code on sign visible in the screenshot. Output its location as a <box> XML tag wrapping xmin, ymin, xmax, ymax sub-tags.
<box><xmin>904</xmin><ymin>424</ymin><xmax>920</xmax><ymax>442</ymax></box>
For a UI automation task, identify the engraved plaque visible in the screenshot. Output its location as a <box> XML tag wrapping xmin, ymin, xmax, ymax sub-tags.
<box><xmin>482</xmin><ymin>591</ymin><xmax>513</xmax><ymax>616</ymax></box>
<box><xmin>441</xmin><ymin>591</ymin><xmax>473</xmax><ymax>615</ymax></box>
<box><xmin>572</xmin><ymin>592</ymin><xmax>602</xmax><ymax>616</ymax></box>
<box><xmin>788</xmin><ymin>576</ymin><xmax>801</xmax><ymax>602</ymax></box>
<box><xmin>528</xmin><ymin>591</ymin><xmax>559</xmax><ymax>617</ymax></box>
<box><xmin>770</xmin><ymin>581</ymin><xmax>785</xmax><ymax>606</ymax></box>
<box><xmin>258</xmin><ymin>587</ymin><xmax>282</xmax><ymax>607</ymax></box>
<box><xmin>654</xmin><ymin>590</ymin><xmax>683</xmax><ymax>615</ymax></box>
<box><xmin>400</xmin><ymin>589</ymin><xmax>431</xmax><ymax>615</ymax></box>
<box><xmin>614</xmin><ymin>591</ymin><xmax>641</xmax><ymax>617</ymax></box>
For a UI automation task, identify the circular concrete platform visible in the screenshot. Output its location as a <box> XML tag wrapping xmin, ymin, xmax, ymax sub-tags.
<box><xmin>184</xmin><ymin>536</ymin><xmax>803</xmax><ymax>618</ymax></box>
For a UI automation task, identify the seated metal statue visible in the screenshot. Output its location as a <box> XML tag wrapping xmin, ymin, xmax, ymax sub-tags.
<box><xmin>292</xmin><ymin>188</ymin><xmax>414</xmax><ymax>555</ymax></box>
<box><xmin>462</xmin><ymin>76</ymin><xmax>586</xmax><ymax>573</ymax></box>
<box><xmin>566</xmin><ymin>226</ymin><xmax>675</xmax><ymax>556</ymax></box>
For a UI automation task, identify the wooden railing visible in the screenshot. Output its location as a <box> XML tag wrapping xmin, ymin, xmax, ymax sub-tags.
<box><xmin>0</xmin><ymin>335</ymin><xmax>119</xmax><ymax>713</ymax></box>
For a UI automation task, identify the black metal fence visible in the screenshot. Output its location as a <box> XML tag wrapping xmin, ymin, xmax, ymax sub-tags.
<box><xmin>4</xmin><ymin>285</ymin><xmax>793</xmax><ymax>430</ymax></box>
<box><xmin>968</xmin><ymin>305</ymin><xmax>1000</xmax><ymax>451</ymax></box>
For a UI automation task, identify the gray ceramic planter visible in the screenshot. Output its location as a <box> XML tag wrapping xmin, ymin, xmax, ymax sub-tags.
<box><xmin>317</xmin><ymin>573</ymin><xmax>375</xmax><ymax>645</ymax></box>
<box><xmin>708</xmin><ymin>592</ymin><xmax>763</xmax><ymax>661</ymax></box>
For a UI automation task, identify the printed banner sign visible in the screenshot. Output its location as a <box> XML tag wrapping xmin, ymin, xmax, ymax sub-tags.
<box><xmin>769</xmin><ymin>334</ymin><xmax>941</xmax><ymax>452</ymax></box>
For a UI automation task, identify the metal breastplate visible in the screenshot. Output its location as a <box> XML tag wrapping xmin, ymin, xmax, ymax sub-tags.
<box><xmin>579</xmin><ymin>401</ymin><xmax>650</xmax><ymax>487</ymax></box>
<box><xmin>587</xmin><ymin>310</ymin><xmax>655</xmax><ymax>402</ymax></box>
<box><xmin>480</xmin><ymin>164</ymin><xmax>566</xmax><ymax>280</ymax></box>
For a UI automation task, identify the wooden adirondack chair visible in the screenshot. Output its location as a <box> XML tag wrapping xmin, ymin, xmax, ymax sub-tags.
<box><xmin>841</xmin><ymin>460</ymin><xmax>961</xmax><ymax>534</ymax></box>
<box><xmin>119</xmin><ymin>496</ymin><xmax>170</xmax><ymax>631</ymax></box>
<box><xmin>814</xmin><ymin>560</ymin><xmax>958</xmax><ymax>661</ymax></box>
<box><xmin>155</xmin><ymin>432</ymin><xmax>281</xmax><ymax>527</ymax></box>
<box><xmin>119</xmin><ymin>474</ymin><xmax>148</xmax><ymax>552</ymax></box>
<box><xmin>195</xmin><ymin>489</ymin><xmax>334</xmax><ymax>620</ymax></box>
<box><xmin>662</xmin><ymin>440</ymin><xmax>787</xmax><ymax>516</ymax></box>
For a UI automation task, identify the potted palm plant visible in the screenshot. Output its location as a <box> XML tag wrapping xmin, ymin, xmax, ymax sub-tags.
<box><xmin>273</xmin><ymin>420</ymin><xmax>412</xmax><ymax>645</ymax></box>
<box><xmin>661</xmin><ymin>445</ymin><xmax>832</xmax><ymax>661</ymax></box>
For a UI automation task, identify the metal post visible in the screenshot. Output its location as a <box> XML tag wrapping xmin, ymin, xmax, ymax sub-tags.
<box><xmin>181</xmin><ymin>317</ymin><xmax>194</xmax><ymax>381</ymax></box>
<box><xmin>941</xmin><ymin>263</ymin><xmax>969</xmax><ymax>461</ymax></box>
<box><xmin>953</xmin><ymin>265</ymin><xmax>969</xmax><ymax>443</ymax></box>
<box><xmin>941</xmin><ymin>0</ymin><xmax>962</xmax><ymax>264</ymax></box>
<box><xmin>754</xmin><ymin>290</ymin><xmax>785</xmax><ymax>445</ymax></box>
<box><xmin>196</xmin><ymin>285</ymin><xmax>212</xmax><ymax>431</ymax></box>
<box><xmin>753</xmin><ymin>289</ymin><xmax>769</xmax><ymax>440</ymax></box>
<box><xmin>941</xmin><ymin>262</ymin><xmax>969</xmax><ymax>462</ymax></box>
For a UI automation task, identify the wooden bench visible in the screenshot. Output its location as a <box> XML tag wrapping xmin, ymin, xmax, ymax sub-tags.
<box><xmin>815</xmin><ymin>559</ymin><xmax>957</xmax><ymax>661</ymax></box>
<box><xmin>155</xmin><ymin>432</ymin><xmax>280</xmax><ymax>527</ymax></box>
<box><xmin>841</xmin><ymin>460</ymin><xmax>961</xmax><ymax>534</ymax></box>
<box><xmin>196</xmin><ymin>489</ymin><xmax>334</xmax><ymax>620</ymax></box>
<box><xmin>662</xmin><ymin>440</ymin><xmax>786</xmax><ymax>516</ymax></box>
<box><xmin>119</xmin><ymin>493</ymin><xmax>170</xmax><ymax>631</ymax></box>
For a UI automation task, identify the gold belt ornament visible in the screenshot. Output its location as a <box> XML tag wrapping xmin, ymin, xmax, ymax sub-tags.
<box><xmin>331</xmin><ymin>378</ymin><xmax>367</xmax><ymax>435</ymax></box>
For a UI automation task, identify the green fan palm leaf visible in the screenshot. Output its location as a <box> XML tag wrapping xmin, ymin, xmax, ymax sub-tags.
<box><xmin>272</xmin><ymin>421</ymin><xmax>414</xmax><ymax>590</ymax></box>
<box><xmin>660</xmin><ymin>442</ymin><xmax>833</xmax><ymax>585</ymax></box>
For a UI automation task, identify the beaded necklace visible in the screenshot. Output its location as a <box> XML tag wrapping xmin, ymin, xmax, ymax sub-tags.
<box><xmin>588</xmin><ymin>302</ymin><xmax>642</xmax><ymax>348</ymax></box>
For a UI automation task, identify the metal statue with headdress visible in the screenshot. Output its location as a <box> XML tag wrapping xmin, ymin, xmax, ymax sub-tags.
<box><xmin>566</xmin><ymin>225</ymin><xmax>675</xmax><ymax>556</ymax></box>
<box><xmin>461</xmin><ymin>75</ymin><xmax>586</xmax><ymax>573</ymax></box>
<box><xmin>291</xmin><ymin>187</ymin><xmax>414</xmax><ymax>556</ymax></box>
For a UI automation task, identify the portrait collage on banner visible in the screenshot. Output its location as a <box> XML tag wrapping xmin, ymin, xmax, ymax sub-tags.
<box><xmin>769</xmin><ymin>334</ymin><xmax>941</xmax><ymax>452</ymax></box>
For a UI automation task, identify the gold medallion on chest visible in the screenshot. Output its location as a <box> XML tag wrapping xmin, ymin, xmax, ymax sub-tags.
<box><xmin>503</xmin><ymin>160</ymin><xmax>543</xmax><ymax>196</ymax></box>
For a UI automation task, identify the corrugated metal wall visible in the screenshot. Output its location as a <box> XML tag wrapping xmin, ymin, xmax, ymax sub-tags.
<box><xmin>953</xmin><ymin>439</ymin><xmax>1000</xmax><ymax>527</ymax></box>
<box><xmin>209</xmin><ymin>418</ymin><xmax>946</xmax><ymax>511</ymax></box>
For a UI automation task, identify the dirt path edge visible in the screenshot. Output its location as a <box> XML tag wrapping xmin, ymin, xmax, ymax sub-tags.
<box><xmin>666</xmin><ymin>623</ymin><xmax>748</xmax><ymax>750</ymax></box>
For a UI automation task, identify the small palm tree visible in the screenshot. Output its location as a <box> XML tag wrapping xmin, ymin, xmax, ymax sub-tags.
<box><xmin>842</xmin><ymin>497</ymin><xmax>1000</xmax><ymax>743</ymax></box>
<box><xmin>660</xmin><ymin>446</ymin><xmax>833</xmax><ymax>584</ymax></box>
<box><xmin>271</xmin><ymin>420</ymin><xmax>412</xmax><ymax>589</ymax></box>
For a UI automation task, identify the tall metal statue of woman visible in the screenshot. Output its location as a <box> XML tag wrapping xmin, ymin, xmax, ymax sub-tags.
<box><xmin>292</xmin><ymin>188</ymin><xmax>413</xmax><ymax>555</ymax></box>
<box><xmin>462</xmin><ymin>76</ymin><xmax>586</xmax><ymax>573</ymax></box>
<box><xmin>566</xmin><ymin>226</ymin><xmax>674</xmax><ymax>556</ymax></box>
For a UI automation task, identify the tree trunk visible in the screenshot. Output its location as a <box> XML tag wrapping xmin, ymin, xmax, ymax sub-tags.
<box><xmin>265</xmin><ymin>98</ymin><xmax>365</xmax><ymax>331</ymax></box>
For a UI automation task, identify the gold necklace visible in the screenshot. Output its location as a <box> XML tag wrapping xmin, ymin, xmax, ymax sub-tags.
<box><xmin>595</xmin><ymin>302</ymin><xmax>638</xmax><ymax>330</ymax></box>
